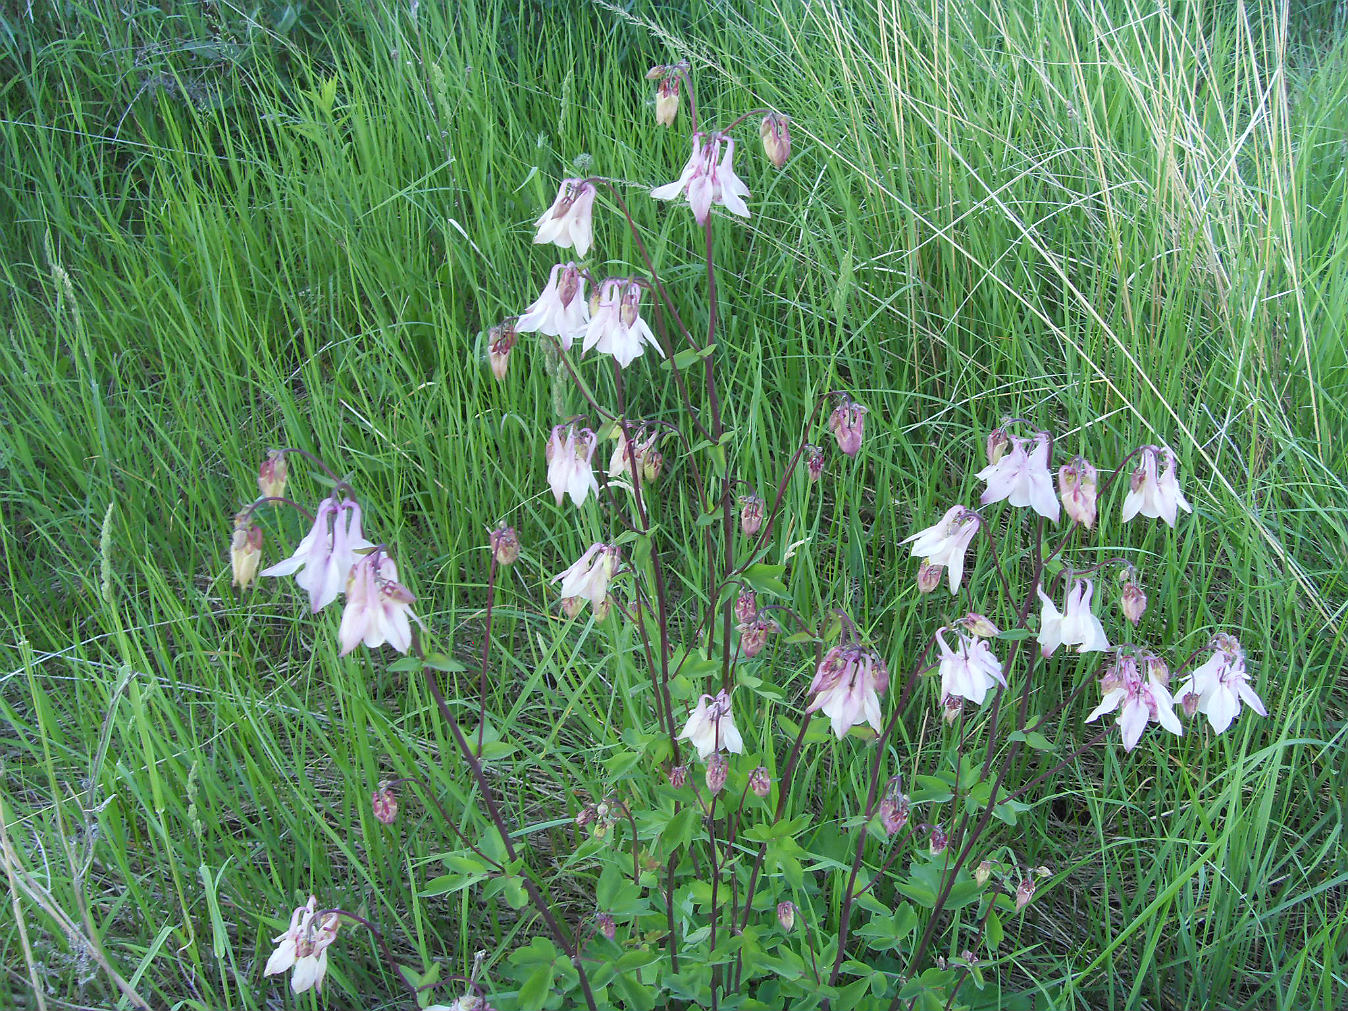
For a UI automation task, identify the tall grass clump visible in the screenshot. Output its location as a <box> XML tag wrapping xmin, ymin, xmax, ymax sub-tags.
<box><xmin>1</xmin><ymin>1</ymin><xmax>1344</xmax><ymax>1010</ymax></box>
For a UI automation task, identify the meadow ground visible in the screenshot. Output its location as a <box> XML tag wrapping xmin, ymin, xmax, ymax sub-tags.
<box><xmin>1</xmin><ymin>1</ymin><xmax>1345</xmax><ymax>1009</ymax></box>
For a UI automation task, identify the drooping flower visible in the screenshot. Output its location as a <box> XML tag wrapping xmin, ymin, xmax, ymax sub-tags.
<box><xmin>582</xmin><ymin>279</ymin><xmax>664</xmax><ymax>368</ymax></box>
<box><xmin>544</xmin><ymin>424</ymin><xmax>599</xmax><ymax>508</ymax></box>
<box><xmin>608</xmin><ymin>427</ymin><xmax>662</xmax><ymax>485</ymax></box>
<box><xmin>1121</xmin><ymin>445</ymin><xmax>1193</xmax><ymax>527</ymax></box>
<box><xmin>1173</xmin><ymin>633</ymin><xmax>1268</xmax><ymax>734</ymax></box>
<box><xmin>1086</xmin><ymin>650</ymin><xmax>1183</xmax><ymax>751</ymax></box>
<box><xmin>903</xmin><ymin>506</ymin><xmax>981</xmax><ymax>594</ymax></box>
<box><xmin>533</xmin><ymin>179</ymin><xmax>597</xmax><ymax>257</ymax></box>
<box><xmin>739</xmin><ymin>616</ymin><xmax>776</xmax><ymax>658</ymax></box>
<box><xmin>651</xmin><ymin>132</ymin><xmax>751</xmax><ymax>224</ymax></box>
<box><xmin>487</xmin><ymin>321</ymin><xmax>516</xmax><ymax>381</ymax></box>
<box><xmin>805</xmin><ymin>444</ymin><xmax>825</xmax><ymax>482</ymax></box>
<box><xmin>748</xmin><ymin>766</ymin><xmax>772</xmax><ymax>798</ymax></box>
<box><xmin>371</xmin><ymin>781</ymin><xmax>398</xmax><ymax>825</ymax></box>
<box><xmin>515</xmin><ymin>263</ymin><xmax>589</xmax><ymax>349</ymax></box>
<box><xmin>678</xmin><ymin>689</ymin><xmax>746</xmax><ymax>759</ymax></box>
<box><xmin>1037</xmin><ymin>579</ymin><xmax>1109</xmax><ymax>658</ymax></box>
<box><xmin>935</xmin><ymin>627</ymin><xmax>1006</xmax><ymax>708</ymax></box>
<box><xmin>1120</xmin><ymin>580</ymin><xmax>1147</xmax><ymax>625</ymax></box>
<box><xmin>552</xmin><ymin>542</ymin><xmax>619</xmax><ymax>606</ymax></box>
<box><xmin>654</xmin><ymin>76</ymin><xmax>680</xmax><ymax>126</ymax></box>
<box><xmin>760</xmin><ymin>112</ymin><xmax>791</xmax><ymax>168</ymax></box>
<box><xmin>261</xmin><ymin>495</ymin><xmax>373</xmax><ymax>613</ymax></box>
<box><xmin>338</xmin><ymin>551</ymin><xmax>417</xmax><ymax>656</ymax></box>
<box><xmin>976</xmin><ymin>433</ymin><xmax>1059</xmax><ymax>521</ymax></box>
<box><xmin>828</xmin><ymin>398</ymin><xmax>868</xmax><ymax>457</ymax></box>
<box><xmin>258</xmin><ymin>451</ymin><xmax>288</xmax><ymax>500</ymax></box>
<box><xmin>490</xmin><ymin>524</ymin><xmax>520</xmax><ymax>565</ymax></box>
<box><xmin>777</xmin><ymin>901</ymin><xmax>796</xmax><ymax>931</ymax></box>
<box><xmin>739</xmin><ymin>493</ymin><xmax>765</xmax><ymax>536</ymax></box>
<box><xmin>806</xmin><ymin>644</ymin><xmax>890</xmax><ymax>739</ymax></box>
<box><xmin>231</xmin><ymin>515</ymin><xmax>263</xmax><ymax>590</ymax></box>
<box><xmin>264</xmin><ymin>896</ymin><xmax>341</xmax><ymax>994</ymax></box>
<box><xmin>734</xmin><ymin>589</ymin><xmax>758</xmax><ymax>625</ymax></box>
<box><xmin>1058</xmin><ymin>455</ymin><xmax>1098</xmax><ymax>528</ymax></box>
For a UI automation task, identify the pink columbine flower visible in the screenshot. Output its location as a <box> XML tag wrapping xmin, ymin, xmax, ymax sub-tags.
<box><xmin>678</xmin><ymin>689</ymin><xmax>746</xmax><ymax>759</ymax></box>
<box><xmin>1037</xmin><ymin>579</ymin><xmax>1109</xmax><ymax>658</ymax></box>
<box><xmin>533</xmin><ymin>179</ymin><xmax>597</xmax><ymax>257</ymax></box>
<box><xmin>552</xmin><ymin>542</ymin><xmax>619</xmax><ymax>606</ymax></box>
<box><xmin>805</xmin><ymin>444</ymin><xmax>825</xmax><ymax>482</ymax></box>
<box><xmin>261</xmin><ymin>494</ymin><xmax>373</xmax><ymax>613</ymax></box>
<box><xmin>264</xmin><ymin>896</ymin><xmax>341</xmax><ymax>994</ymax></box>
<box><xmin>651</xmin><ymin>132</ymin><xmax>751</xmax><ymax>224</ymax></box>
<box><xmin>338</xmin><ymin>551</ymin><xmax>417</xmax><ymax>656</ymax></box>
<box><xmin>545</xmin><ymin>424</ymin><xmax>599</xmax><ymax>508</ymax></box>
<box><xmin>976</xmin><ymin>433</ymin><xmax>1059</xmax><ymax>521</ymax></box>
<box><xmin>515</xmin><ymin>263</ymin><xmax>589</xmax><ymax>348</ymax></box>
<box><xmin>806</xmin><ymin>644</ymin><xmax>890</xmax><ymax>739</ymax></box>
<box><xmin>371</xmin><ymin>781</ymin><xmax>398</xmax><ymax>825</ymax></box>
<box><xmin>1086</xmin><ymin>651</ymin><xmax>1183</xmax><ymax>751</ymax></box>
<box><xmin>582</xmin><ymin>279</ymin><xmax>663</xmax><ymax>368</ymax></box>
<box><xmin>903</xmin><ymin>506</ymin><xmax>981</xmax><ymax>594</ymax></box>
<box><xmin>1121</xmin><ymin>445</ymin><xmax>1193</xmax><ymax>527</ymax></box>
<box><xmin>935</xmin><ymin>627</ymin><xmax>1006</xmax><ymax>708</ymax></box>
<box><xmin>1058</xmin><ymin>456</ymin><xmax>1098</xmax><ymax>528</ymax></box>
<box><xmin>1120</xmin><ymin>580</ymin><xmax>1147</xmax><ymax>625</ymax></box>
<box><xmin>828</xmin><ymin>398</ymin><xmax>868</xmax><ymax>457</ymax></box>
<box><xmin>1173</xmin><ymin>633</ymin><xmax>1268</xmax><ymax>734</ymax></box>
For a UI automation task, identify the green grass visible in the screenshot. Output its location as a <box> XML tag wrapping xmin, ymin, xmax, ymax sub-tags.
<box><xmin>1</xmin><ymin>0</ymin><xmax>1345</xmax><ymax>1008</ymax></box>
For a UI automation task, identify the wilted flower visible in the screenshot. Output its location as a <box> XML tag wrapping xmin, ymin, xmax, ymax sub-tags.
<box><xmin>595</xmin><ymin>912</ymin><xmax>616</xmax><ymax>941</ymax></box>
<box><xmin>338</xmin><ymin>551</ymin><xmax>417</xmax><ymax>656</ymax></box>
<box><xmin>739</xmin><ymin>617</ymin><xmax>776</xmax><ymax>658</ymax></box>
<box><xmin>985</xmin><ymin>428</ymin><xmax>1010</xmax><ymax>465</ymax></box>
<box><xmin>705</xmin><ymin>753</ymin><xmax>729</xmax><ymax>794</ymax></box>
<box><xmin>371</xmin><ymin>782</ymin><xmax>398</xmax><ymax>825</ymax></box>
<box><xmin>1122</xmin><ymin>445</ymin><xmax>1193</xmax><ymax>527</ymax></box>
<box><xmin>777</xmin><ymin>901</ymin><xmax>796</xmax><ymax>931</ymax></box>
<box><xmin>935</xmin><ymin>628</ymin><xmax>1006</xmax><ymax>708</ymax></box>
<box><xmin>258</xmin><ymin>451</ymin><xmax>288</xmax><ymax>501</ymax></box>
<box><xmin>490</xmin><ymin>524</ymin><xmax>520</xmax><ymax>566</ymax></box>
<box><xmin>1015</xmin><ymin>876</ymin><xmax>1036</xmax><ymax>912</ymax></box>
<box><xmin>651</xmin><ymin>132</ymin><xmax>751</xmax><ymax>224</ymax></box>
<box><xmin>740</xmin><ymin>493</ymin><xmax>765</xmax><ymax>536</ymax></box>
<box><xmin>828</xmin><ymin>398</ymin><xmax>868</xmax><ymax>457</ymax></box>
<box><xmin>878</xmin><ymin>794</ymin><xmax>910</xmax><ymax>835</ymax></box>
<box><xmin>533</xmin><ymin>179</ymin><xmax>597</xmax><ymax>257</ymax></box>
<box><xmin>760</xmin><ymin>112</ymin><xmax>791</xmax><ymax>168</ymax></box>
<box><xmin>654</xmin><ymin>76</ymin><xmax>680</xmax><ymax>126</ymax></box>
<box><xmin>806</xmin><ymin>643</ymin><xmax>890</xmax><ymax>739</ymax></box>
<box><xmin>545</xmin><ymin>424</ymin><xmax>600</xmax><ymax>508</ymax></box>
<box><xmin>1086</xmin><ymin>650</ymin><xmax>1183</xmax><ymax>751</ymax></box>
<box><xmin>977</xmin><ymin>433</ymin><xmax>1059</xmax><ymax>521</ymax></box>
<box><xmin>1037</xmin><ymin>579</ymin><xmax>1109</xmax><ymax>658</ymax></box>
<box><xmin>583</xmin><ymin>279</ymin><xmax>664</xmax><ymax>368</ymax></box>
<box><xmin>1120</xmin><ymin>580</ymin><xmax>1146</xmax><ymax>625</ymax></box>
<box><xmin>929</xmin><ymin>825</ymin><xmax>949</xmax><ymax>856</ymax></box>
<box><xmin>734</xmin><ymin>589</ymin><xmax>758</xmax><ymax>625</ymax></box>
<box><xmin>552</xmin><ymin>543</ymin><xmax>619</xmax><ymax>607</ymax></box>
<box><xmin>805</xmin><ymin>444</ymin><xmax>825</xmax><ymax>482</ymax></box>
<box><xmin>667</xmin><ymin>765</ymin><xmax>688</xmax><ymax>789</ymax></box>
<box><xmin>1058</xmin><ymin>456</ymin><xmax>1098</xmax><ymax>528</ymax></box>
<box><xmin>1173</xmin><ymin>633</ymin><xmax>1268</xmax><ymax>734</ymax></box>
<box><xmin>748</xmin><ymin>766</ymin><xmax>772</xmax><ymax>798</ymax></box>
<box><xmin>516</xmin><ymin>262</ymin><xmax>589</xmax><ymax>349</ymax></box>
<box><xmin>264</xmin><ymin>896</ymin><xmax>341</xmax><ymax>994</ymax></box>
<box><xmin>261</xmin><ymin>494</ymin><xmax>373</xmax><ymax>613</ymax></box>
<box><xmin>486</xmin><ymin>322</ymin><xmax>516</xmax><ymax>381</ymax></box>
<box><xmin>231</xmin><ymin>515</ymin><xmax>263</xmax><ymax>590</ymax></box>
<box><xmin>678</xmin><ymin>689</ymin><xmax>745</xmax><ymax>759</ymax></box>
<box><xmin>903</xmin><ymin>506</ymin><xmax>981</xmax><ymax>594</ymax></box>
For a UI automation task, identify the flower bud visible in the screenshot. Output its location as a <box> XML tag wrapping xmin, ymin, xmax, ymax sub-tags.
<box><xmin>1181</xmin><ymin>690</ymin><xmax>1200</xmax><ymax>718</ymax></box>
<box><xmin>735</xmin><ymin>590</ymin><xmax>758</xmax><ymax>626</ymax></box>
<box><xmin>941</xmin><ymin>693</ymin><xmax>963</xmax><ymax>724</ymax></box>
<box><xmin>558</xmin><ymin>263</ymin><xmax>582</xmax><ymax>308</ymax></box>
<box><xmin>961</xmin><ymin>612</ymin><xmax>999</xmax><ymax>638</ymax></box>
<box><xmin>1015</xmin><ymin>876</ymin><xmax>1036</xmax><ymax>912</ymax></box>
<box><xmin>929</xmin><ymin>824</ymin><xmax>949</xmax><ymax>856</ymax></box>
<box><xmin>974</xmin><ymin>860</ymin><xmax>993</xmax><ymax>887</ymax></box>
<box><xmin>828</xmin><ymin>398</ymin><xmax>868</xmax><ymax>457</ymax></box>
<box><xmin>371</xmin><ymin>782</ymin><xmax>399</xmax><ymax>825</ymax></box>
<box><xmin>575</xmin><ymin>805</ymin><xmax>597</xmax><ymax>827</ymax></box>
<box><xmin>760</xmin><ymin>112</ymin><xmax>792</xmax><ymax>168</ymax></box>
<box><xmin>777</xmin><ymin>901</ymin><xmax>796</xmax><ymax>931</ymax></box>
<box><xmin>258</xmin><ymin>451</ymin><xmax>288</xmax><ymax>501</ymax></box>
<box><xmin>641</xmin><ymin>449</ymin><xmax>663</xmax><ymax>484</ymax></box>
<box><xmin>561</xmin><ymin>596</ymin><xmax>585</xmax><ymax>620</ymax></box>
<box><xmin>705</xmin><ymin>753</ymin><xmax>728</xmax><ymax>795</ymax></box>
<box><xmin>230</xmin><ymin>515</ymin><xmax>263</xmax><ymax>590</ymax></box>
<box><xmin>655</xmin><ymin>77</ymin><xmax>680</xmax><ymax>127</ymax></box>
<box><xmin>1145</xmin><ymin>652</ymin><xmax>1170</xmax><ymax>687</ymax></box>
<box><xmin>645</xmin><ymin>64</ymin><xmax>666</xmax><ymax>80</ymax></box>
<box><xmin>805</xmin><ymin>444</ymin><xmax>825</xmax><ymax>483</ymax></box>
<box><xmin>593</xmin><ymin>595</ymin><xmax>614</xmax><ymax>622</ymax></box>
<box><xmin>667</xmin><ymin>765</ymin><xmax>688</xmax><ymax>789</ymax></box>
<box><xmin>488</xmin><ymin>321</ymin><xmax>516</xmax><ymax>382</ymax></box>
<box><xmin>986</xmin><ymin>428</ymin><xmax>1010</xmax><ymax>465</ymax></box>
<box><xmin>878</xmin><ymin>795</ymin><xmax>910</xmax><ymax>835</ymax></box>
<box><xmin>916</xmin><ymin>561</ymin><xmax>943</xmax><ymax>595</ymax></box>
<box><xmin>595</xmin><ymin>912</ymin><xmax>616</xmax><ymax>941</ymax></box>
<box><xmin>490</xmin><ymin>524</ymin><xmax>520</xmax><ymax>566</ymax></box>
<box><xmin>739</xmin><ymin>494</ymin><xmax>765</xmax><ymax>536</ymax></box>
<box><xmin>1058</xmin><ymin>456</ymin><xmax>1099</xmax><ymax>528</ymax></box>
<box><xmin>748</xmin><ymin>766</ymin><xmax>771</xmax><ymax>798</ymax></box>
<box><xmin>740</xmin><ymin>617</ymin><xmax>775</xmax><ymax>659</ymax></box>
<box><xmin>1121</xmin><ymin>581</ymin><xmax>1147</xmax><ymax>626</ymax></box>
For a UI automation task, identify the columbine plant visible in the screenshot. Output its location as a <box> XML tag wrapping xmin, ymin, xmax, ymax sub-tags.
<box><xmin>234</xmin><ymin>62</ymin><xmax>1268</xmax><ymax>1011</ymax></box>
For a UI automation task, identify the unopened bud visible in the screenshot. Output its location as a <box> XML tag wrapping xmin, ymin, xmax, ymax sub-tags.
<box><xmin>1144</xmin><ymin>652</ymin><xmax>1170</xmax><ymax>687</ymax></box>
<box><xmin>740</xmin><ymin>618</ymin><xmax>775</xmax><ymax>658</ymax></box>
<box><xmin>1181</xmin><ymin>690</ymin><xmax>1200</xmax><ymax>718</ymax></box>
<box><xmin>1015</xmin><ymin>876</ymin><xmax>1036</xmax><ymax>912</ymax></box>
<box><xmin>705</xmin><ymin>753</ymin><xmax>728</xmax><ymax>795</ymax></box>
<box><xmin>258</xmin><ymin>451</ymin><xmax>288</xmax><ymax>501</ymax></box>
<box><xmin>986</xmin><ymin>428</ymin><xmax>1010</xmax><ymax>465</ymax></box>
<box><xmin>645</xmin><ymin>64</ymin><xmax>666</xmax><ymax>80</ymax></box>
<box><xmin>828</xmin><ymin>398</ymin><xmax>868</xmax><ymax>457</ymax></box>
<box><xmin>878</xmin><ymin>795</ymin><xmax>910</xmax><ymax>835</ymax></box>
<box><xmin>561</xmin><ymin>596</ymin><xmax>585</xmax><ymax>620</ymax></box>
<box><xmin>776</xmin><ymin>901</ymin><xmax>796</xmax><ymax>931</ymax></box>
<box><xmin>942</xmin><ymin>693</ymin><xmax>963</xmax><ymax>724</ymax></box>
<box><xmin>667</xmin><ymin>765</ymin><xmax>688</xmax><ymax>789</ymax></box>
<box><xmin>490</xmin><ymin>524</ymin><xmax>520</xmax><ymax>565</ymax></box>
<box><xmin>371</xmin><ymin>782</ymin><xmax>399</xmax><ymax>825</ymax></box>
<box><xmin>760</xmin><ymin>112</ymin><xmax>791</xmax><ymax>168</ymax></box>
<box><xmin>961</xmin><ymin>612</ymin><xmax>999</xmax><ymax>638</ymax></box>
<box><xmin>1121</xmin><ymin>582</ymin><xmax>1147</xmax><ymax>625</ymax></box>
<box><xmin>1058</xmin><ymin>456</ymin><xmax>1098</xmax><ymax>528</ymax></box>
<box><xmin>230</xmin><ymin>515</ymin><xmax>263</xmax><ymax>590</ymax></box>
<box><xmin>593</xmin><ymin>595</ymin><xmax>614</xmax><ymax>622</ymax></box>
<box><xmin>655</xmin><ymin>76</ymin><xmax>680</xmax><ymax>127</ymax></box>
<box><xmin>974</xmin><ymin>860</ymin><xmax>993</xmax><ymax>887</ymax></box>
<box><xmin>739</xmin><ymin>494</ymin><xmax>765</xmax><ymax>536</ymax></box>
<box><xmin>917</xmin><ymin>561</ymin><xmax>943</xmax><ymax>594</ymax></box>
<box><xmin>488</xmin><ymin>322</ymin><xmax>517</xmax><ymax>382</ymax></box>
<box><xmin>735</xmin><ymin>590</ymin><xmax>758</xmax><ymax>626</ymax></box>
<box><xmin>929</xmin><ymin>824</ymin><xmax>949</xmax><ymax>856</ymax></box>
<box><xmin>805</xmin><ymin>444</ymin><xmax>825</xmax><ymax>483</ymax></box>
<box><xmin>575</xmin><ymin>805</ymin><xmax>597</xmax><ymax>827</ymax></box>
<box><xmin>641</xmin><ymin>449</ymin><xmax>663</xmax><ymax>483</ymax></box>
<box><xmin>748</xmin><ymin>767</ymin><xmax>771</xmax><ymax>798</ymax></box>
<box><xmin>595</xmin><ymin>912</ymin><xmax>616</xmax><ymax>941</ymax></box>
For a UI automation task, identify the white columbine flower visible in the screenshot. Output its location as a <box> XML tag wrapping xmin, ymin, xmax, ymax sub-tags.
<box><xmin>515</xmin><ymin>262</ymin><xmax>589</xmax><ymax>348</ymax></box>
<box><xmin>903</xmin><ymin>505</ymin><xmax>981</xmax><ymax>594</ymax></box>
<box><xmin>261</xmin><ymin>495</ymin><xmax>373</xmax><ymax>613</ymax></box>
<box><xmin>976</xmin><ymin>433</ymin><xmax>1059</xmax><ymax>521</ymax></box>
<box><xmin>338</xmin><ymin>551</ymin><xmax>417</xmax><ymax>656</ymax></box>
<box><xmin>1173</xmin><ymin>633</ymin><xmax>1268</xmax><ymax>734</ymax></box>
<box><xmin>533</xmin><ymin>179</ymin><xmax>597</xmax><ymax>256</ymax></box>
<box><xmin>1121</xmin><ymin>445</ymin><xmax>1193</xmax><ymax>527</ymax></box>
<box><xmin>935</xmin><ymin>628</ymin><xmax>1006</xmax><ymax>708</ymax></box>
<box><xmin>544</xmin><ymin>425</ymin><xmax>599</xmax><ymax>508</ymax></box>
<box><xmin>551</xmin><ymin>543</ymin><xmax>619</xmax><ymax>606</ymax></box>
<box><xmin>1086</xmin><ymin>652</ymin><xmax>1183</xmax><ymax>751</ymax></box>
<box><xmin>678</xmin><ymin>689</ymin><xmax>746</xmax><ymax>759</ymax></box>
<box><xmin>651</xmin><ymin>133</ymin><xmax>751</xmax><ymax>224</ymax></box>
<box><xmin>582</xmin><ymin>279</ymin><xmax>663</xmax><ymax>368</ymax></box>
<box><xmin>1037</xmin><ymin>579</ymin><xmax>1110</xmax><ymax>658</ymax></box>
<box><xmin>264</xmin><ymin>896</ymin><xmax>341</xmax><ymax>994</ymax></box>
<box><xmin>806</xmin><ymin>644</ymin><xmax>890</xmax><ymax>739</ymax></box>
